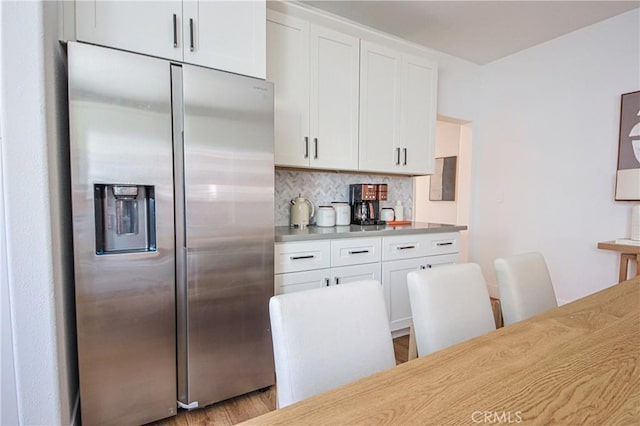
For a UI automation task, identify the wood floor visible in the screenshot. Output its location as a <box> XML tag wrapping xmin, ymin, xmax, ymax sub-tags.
<box><xmin>149</xmin><ymin>335</ymin><xmax>410</xmax><ymax>426</ymax></box>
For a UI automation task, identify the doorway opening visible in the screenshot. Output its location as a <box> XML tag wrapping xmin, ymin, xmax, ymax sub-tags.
<box><xmin>414</xmin><ymin>116</ymin><xmax>472</xmax><ymax>261</ymax></box>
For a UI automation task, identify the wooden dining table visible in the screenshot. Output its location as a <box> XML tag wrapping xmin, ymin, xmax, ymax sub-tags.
<box><xmin>242</xmin><ymin>277</ymin><xmax>639</xmax><ymax>425</ymax></box>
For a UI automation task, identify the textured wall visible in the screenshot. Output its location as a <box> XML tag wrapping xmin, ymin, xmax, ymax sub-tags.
<box><xmin>275</xmin><ymin>169</ymin><xmax>414</xmax><ymax>226</ymax></box>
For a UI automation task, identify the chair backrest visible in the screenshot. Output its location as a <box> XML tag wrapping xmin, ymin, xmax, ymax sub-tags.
<box><xmin>407</xmin><ymin>263</ymin><xmax>496</xmax><ymax>356</ymax></box>
<box><xmin>494</xmin><ymin>252</ymin><xmax>557</xmax><ymax>326</ymax></box>
<box><xmin>269</xmin><ymin>280</ymin><xmax>396</xmax><ymax>408</ymax></box>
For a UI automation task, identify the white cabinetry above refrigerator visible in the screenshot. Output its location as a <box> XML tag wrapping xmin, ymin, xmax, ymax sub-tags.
<box><xmin>64</xmin><ymin>0</ymin><xmax>266</xmax><ymax>78</ymax></box>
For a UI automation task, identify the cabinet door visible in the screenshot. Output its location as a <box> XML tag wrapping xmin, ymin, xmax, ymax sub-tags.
<box><xmin>275</xmin><ymin>269</ymin><xmax>330</xmax><ymax>295</ymax></box>
<box><xmin>331</xmin><ymin>263</ymin><xmax>381</xmax><ymax>286</ymax></box>
<box><xmin>76</xmin><ymin>1</ymin><xmax>183</xmax><ymax>62</ymax></box>
<box><xmin>382</xmin><ymin>253</ymin><xmax>458</xmax><ymax>332</ymax></box>
<box><xmin>309</xmin><ymin>25</ymin><xmax>359</xmax><ymax>171</ymax></box>
<box><xmin>358</xmin><ymin>41</ymin><xmax>401</xmax><ymax>174</ymax></box>
<box><xmin>183</xmin><ymin>0</ymin><xmax>265</xmax><ymax>78</ymax></box>
<box><xmin>267</xmin><ymin>11</ymin><xmax>311</xmax><ymax>167</ymax></box>
<box><xmin>400</xmin><ymin>54</ymin><xmax>437</xmax><ymax>175</ymax></box>
<box><xmin>382</xmin><ymin>257</ymin><xmax>424</xmax><ymax>331</ymax></box>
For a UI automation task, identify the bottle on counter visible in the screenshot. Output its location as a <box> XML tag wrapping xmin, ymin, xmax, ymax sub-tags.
<box><xmin>394</xmin><ymin>200</ymin><xmax>404</xmax><ymax>221</ymax></box>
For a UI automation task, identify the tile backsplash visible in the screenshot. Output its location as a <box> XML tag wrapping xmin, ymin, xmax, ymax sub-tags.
<box><xmin>275</xmin><ymin>169</ymin><xmax>414</xmax><ymax>226</ymax></box>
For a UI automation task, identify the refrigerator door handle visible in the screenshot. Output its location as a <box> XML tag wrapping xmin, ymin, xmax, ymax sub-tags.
<box><xmin>171</xmin><ymin>64</ymin><xmax>190</xmax><ymax>405</ymax></box>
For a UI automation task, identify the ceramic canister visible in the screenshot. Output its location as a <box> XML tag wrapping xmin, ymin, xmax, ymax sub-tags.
<box><xmin>316</xmin><ymin>206</ymin><xmax>336</xmax><ymax>227</ymax></box>
<box><xmin>332</xmin><ymin>201</ymin><xmax>351</xmax><ymax>226</ymax></box>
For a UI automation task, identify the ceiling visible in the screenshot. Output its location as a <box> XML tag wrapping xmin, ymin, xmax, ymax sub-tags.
<box><xmin>300</xmin><ymin>1</ymin><xmax>640</xmax><ymax>64</ymax></box>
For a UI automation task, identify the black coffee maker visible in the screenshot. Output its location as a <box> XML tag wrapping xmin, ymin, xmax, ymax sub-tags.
<box><xmin>349</xmin><ymin>184</ymin><xmax>388</xmax><ymax>225</ymax></box>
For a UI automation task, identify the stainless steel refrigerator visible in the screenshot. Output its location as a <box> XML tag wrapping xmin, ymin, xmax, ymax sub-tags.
<box><xmin>68</xmin><ymin>42</ymin><xmax>275</xmax><ymax>425</ymax></box>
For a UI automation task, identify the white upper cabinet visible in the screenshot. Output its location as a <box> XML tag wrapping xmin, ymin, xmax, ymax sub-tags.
<box><xmin>267</xmin><ymin>11</ymin><xmax>359</xmax><ymax>171</ymax></box>
<box><xmin>183</xmin><ymin>1</ymin><xmax>265</xmax><ymax>79</ymax></box>
<box><xmin>360</xmin><ymin>40</ymin><xmax>437</xmax><ymax>175</ymax></box>
<box><xmin>358</xmin><ymin>41</ymin><xmax>402</xmax><ymax>173</ymax></box>
<box><xmin>267</xmin><ymin>12</ymin><xmax>310</xmax><ymax>168</ymax></box>
<box><xmin>400</xmin><ymin>54</ymin><xmax>438</xmax><ymax>175</ymax></box>
<box><xmin>309</xmin><ymin>25</ymin><xmax>359</xmax><ymax>171</ymax></box>
<box><xmin>74</xmin><ymin>0</ymin><xmax>265</xmax><ymax>78</ymax></box>
<box><xmin>76</xmin><ymin>1</ymin><xmax>183</xmax><ymax>62</ymax></box>
<box><xmin>267</xmin><ymin>8</ymin><xmax>438</xmax><ymax>174</ymax></box>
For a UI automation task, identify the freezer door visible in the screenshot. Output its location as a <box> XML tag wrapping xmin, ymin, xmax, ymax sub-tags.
<box><xmin>68</xmin><ymin>42</ymin><xmax>176</xmax><ymax>425</ymax></box>
<box><xmin>179</xmin><ymin>65</ymin><xmax>275</xmax><ymax>406</ymax></box>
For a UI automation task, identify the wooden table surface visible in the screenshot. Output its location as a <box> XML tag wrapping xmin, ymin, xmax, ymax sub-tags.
<box><xmin>598</xmin><ymin>241</ymin><xmax>640</xmax><ymax>282</ymax></box>
<box><xmin>243</xmin><ymin>277</ymin><xmax>640</xmax><ymax>425</ymax></box>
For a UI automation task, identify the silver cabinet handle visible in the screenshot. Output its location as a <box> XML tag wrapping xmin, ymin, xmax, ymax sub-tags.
<box><xmin>189</xmin><ymin>18</ymin><xmax>195</xmax><ymax>51</ymax></box>
<box><xmin>403</xmin><ymin>148</ymin><xmax>407</xmax><ymax>166</ymax></box>
<box><xmin>396</xmin><ymin>147</ymin><xmax>401</xmax><ymax>165</ymax></box>
<box><xmin>397</xmin><ymin>245</ymin><xmax>416</xmax><ymax>250</ymax></box>
<box><xmin>348</xmin><ymin>250</ymin><xmax>369</xmax><ymax>255</ymax></box>
<box><xmin>304</xmin><ymin>136</ymin><xmax>309</xmax><ymax>159</ymax></box>
<box><xmin>437</xmin><ymin>242</ymin><xmax>453</xmax><ymax>246</ymax></box>
<box><xmin>325</xmin><ymin>278</ymin><xmax>330</xmax><ymax>287</ymax></box>
<box><xmin>172</xmin><ymin>14</ymin><xmax>178</xmax><ymax>48</ymax></box>
<box><xmin>314</xmin><ymin>138</ymin><xmax>318</xmax><ymax>159</ymax></box>
<box><xmin>290</xmin><ymin>255</ymin><xmax>314</xmax><ymax>260</ymax></box>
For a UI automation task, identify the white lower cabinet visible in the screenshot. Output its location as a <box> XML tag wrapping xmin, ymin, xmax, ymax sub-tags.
<box><xmin>275</xmin><ymin>269</ymin><xmax>330</xmax><ymax>294</ymax></box>
<box><xmin>274</xmin><ymin>233</ymin><xmax>460</xmax><ymax>334</ymax></box>
<box><xmin>382</xmin><ymin>253</ymin><xmax>458</xmax><ymax>332</ymax></box>
<box><xmin>331</xmin><ymin>263</ymin><xmax>381</xmax><ymax>286</ymax></box>
<box><xmin>274</xmin><ymin>237</ymin><xmax>382</xmax><ymax>295</ymax></box>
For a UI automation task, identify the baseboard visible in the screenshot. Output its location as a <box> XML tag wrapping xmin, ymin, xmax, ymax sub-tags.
<box><xmin>392</xmin><ymin>328</ymin><xmax>410</xmax><ymax>339</ymax></box>
<box><xmin>70</xmin><ymin>391</ymin><xmax>80</xmax><ymax>426</ymax></box>
<box><xmin>487</xmin><ymin>283</ymin><xmax>499</xmax><ymax>299</ymax></box>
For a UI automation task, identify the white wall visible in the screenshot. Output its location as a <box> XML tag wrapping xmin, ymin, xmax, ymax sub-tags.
<box><xmin>471</xmin><ymin>9</ymin><xmax>640</xmax><ymax>302</ymax></box>
<box><xmin>0</xmin><ymin>1</ymin><xmax>76</xmax><ymax>424</ymax></box>
<box><xmin>1</xmin><ymin>46</ymin><xmax>19</xmax><ymax>423</ymax></box>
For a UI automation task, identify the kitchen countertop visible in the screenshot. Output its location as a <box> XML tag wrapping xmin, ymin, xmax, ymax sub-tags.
<box><xmin>275</xmin><ymin>222</ymin><xmax>467</xmax><ymax>242</ymax></box>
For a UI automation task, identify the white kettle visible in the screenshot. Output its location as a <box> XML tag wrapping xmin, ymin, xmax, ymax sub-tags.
<box><xmin>290</xmin><ymin>195</ymin><xmax>315</xmax><ymax>228</ymax></box>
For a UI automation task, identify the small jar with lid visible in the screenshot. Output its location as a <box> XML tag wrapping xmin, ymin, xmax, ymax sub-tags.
<box><xmin>315</xmin><ymin>205</ymin><xmax>336</xmax><ymax>227</ymax></box>
<box><xmin>380</xmin><ymin>207</ymin><xmax>395</xmax><ymax>221</ymax></box>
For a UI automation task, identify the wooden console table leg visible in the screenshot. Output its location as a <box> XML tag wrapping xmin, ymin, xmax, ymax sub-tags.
<box><xmin>619</xmin><ymin>253</ymin><xmax>634</xmax><ymax>283</ymax></box>
<box><xmin>636</xmin><ymin>254</ymin><xmax>640</xmax><ymax>278</ymax></box>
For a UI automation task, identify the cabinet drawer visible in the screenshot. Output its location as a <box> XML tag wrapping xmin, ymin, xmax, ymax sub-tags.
<box><xmin>423</xmin><ymin>233</ymin><xmax>459</xmax><ymax>256</ymax></box>
<box><xmin>275</xmin><ymin>269</ymin><xmax>330</xmax><ymax>295</ymax></box>
<box><xmin>382</xmin><ymin>232</ymin><xmax>459</xmax><ymax>261</ymax></box>
<box><xmin>330</xmin><ymin>237</ymin><xmax>382</xmax><ymax>267</ymax></box>
<box><xmin>330</xmin><ymin>263</ymin><xmax>381</xmax><ymax>286</ymax></box>
<box><xmin>275</xmin><ymin>240</ymin><xmax>331</xmax><ymax>273</ymax></box>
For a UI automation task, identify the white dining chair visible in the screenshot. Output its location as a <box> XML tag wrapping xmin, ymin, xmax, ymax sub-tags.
<box><xmin>407</xmin><ymin>263</ymin><xmax>496</xmax><ymax>356</ymax></box>
<box><xmin>269</xmin><ymin>279</ymin><xmax>396</xmax><ymax>408</ymax></box>
<box><xmin>494</xmin><ymin>252</ymin><xmax>557</xmax><ymax>326</ymax></box>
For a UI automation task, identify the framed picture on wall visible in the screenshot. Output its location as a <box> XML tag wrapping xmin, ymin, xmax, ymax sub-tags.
<box><xmin>615</xmin><ymin>90</ymin><xmax>640</xmax><ymax>201</ymax></box>
<box><xmin>429</xmin><ymin>156</ymin><xmax>457</xmax><ymax>201</ymax></box>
